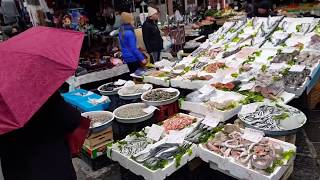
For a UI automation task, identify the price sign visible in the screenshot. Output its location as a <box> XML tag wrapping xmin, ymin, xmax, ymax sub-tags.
<box><xmin>147</xmin><ymin>124</ymin><xmax>164</xmax><ymax>141</ymax></box>
<box><xmin>202</xmin><ymin>113</ymin><xmax>220</xmax><ymax>128</ymax></box>
<box><xmin>242</xmin><ymin>128</ymin><xmax>265</xmax><ymax>143</ymax></box>
<box><xmin>166</xmin><ymin>130</ymin><xmax>186</xmax><ymax>144</ymax></box>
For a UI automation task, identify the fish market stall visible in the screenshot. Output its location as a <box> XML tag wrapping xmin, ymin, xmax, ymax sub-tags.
<box><xmin>142</xmin><ymin>17</ymin><xmax>320</xmax><ymax>103</ymax></box>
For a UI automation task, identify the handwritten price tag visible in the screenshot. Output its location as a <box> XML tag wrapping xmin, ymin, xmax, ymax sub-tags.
<box><xmin>289</xmin><ymin>65</ymin><xmax>305</xmax><ymax>72</ymax></box>
<box><xmin>240</xmin><ymin>103</ymin><xmax>259</xmax><ymax>114</ymax></box>
<box><xmin>242</xmin><ymin>128</ymin><xmax>265</xmax><ymax>143</ymax></box>
<box><xmin>166</xmin><ymin>130</ymin><xmax>186</xmax><ymax>144</ymax></box>
<box><xmin>202</xmin><ymin>113</ymin><xmax>220</xmax><ymax>128</ymax></box>
<box><xmin>199</xmin><ymin>85</ymin><xmax>214</xmax><ymax>95</ymax></box>
<box><xmin>147</xmin><ymin>124</ymin><xmax>164</xmax><ymax>141</ymax></box>
<box><xmin>143</xmin><ymin>106</ymin><xmax>158</xmax><ymax>114</ymax></box>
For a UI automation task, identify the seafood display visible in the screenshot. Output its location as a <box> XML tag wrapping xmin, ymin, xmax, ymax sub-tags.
<box><xmin>163</xmin><ymin>114</ymin><xmax>196</xmax><ymax>133</ymax></box>
<box><xmin>255</xmin><ymin>71</ymin><xmax>284</xmax><ymax>99</ymax></box>
<box><xmin>205</xmin><ymin>124</ymin><xmax>295</xmax><ymax>173</ymax></box>
<box><xmin>271</xmin><ymin>51</ymin><xmax>299</xmax><ymax>64</ymax></box>
<box><xmin>82</xmin><ymin>111</ymin><xmax>114</xmax><ymax>129</ymax></box>
<box><xmin>296</xmin><ymin>51</ymin><xmax>320</xmax><ymax>67</ymax></box>
<box><xmin>117</xmin><ymin>135</ymin><xmax>152</xmax><ymax>157</ymax></box>
<box><xmin>284</xmin><ymin>69</ymin><xmax>310</xmax><ymax>88</ymax></box>
<box><xmin>307</xmin><ymin>34</ymin><xmax>320</xmax><ymax>50</ymax></box>
<box><xmin>207</xmin><ymin>99</ymin><xmax>238</xmax><ymax>111</ymax></box>
<box><xmin>133</xmin><ymin>142</ymin><xmax>192</xmax><ymax>170</ymax></box>
<box><xmin>118</xmin><ymin>84</ymin><xmax>152</xmax><ymax>96</ymax></box>
<box><xmin>143</xmin><ymin>89</ymin><xmax>178</xmax><ymax>102</ymax></box>
<box><xmin>114</xmin><ymin>103</ymin><xmax>148</xmax><ymax>119</ymax></box>
<box><xmin>239</xmin><ymin>104</ymin><xmax>306</xmax><ymax>132</ymax></box>
<box><xmin>204</xmin><ymin>63</ymin><xmax>226</xmax><ymax>73</ymax></box>
<box><xmin>211</xmin><ymin>81</ymin><xmax>240</xmax><ymax>91</ymax></box>
<box><xmin>186</xmin><ymin>123</ymin><xmax>222</xmax><ymax>144</ymax></box>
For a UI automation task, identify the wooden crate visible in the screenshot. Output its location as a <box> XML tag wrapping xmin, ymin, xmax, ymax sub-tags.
<box><xmin>84</xmin><ymin>127</ymin><xmax>113</xmax><ymax>148</ymax></box>
<box><xmin>307</xmin><ymin>80</ymin><xmax>320</xmax><ymax>110</ymax></box>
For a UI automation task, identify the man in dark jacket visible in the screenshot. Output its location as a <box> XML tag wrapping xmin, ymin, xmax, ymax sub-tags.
<box><xmin>142</xmin><ymin>6</ymin><xmax>163</xmax><ymax>63</ymax></box>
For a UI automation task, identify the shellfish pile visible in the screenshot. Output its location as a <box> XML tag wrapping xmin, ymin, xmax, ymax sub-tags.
<box><xmin>206</xmin><ymin>125</ymin><xmax>284</xmax><ymax>172</ymax></box>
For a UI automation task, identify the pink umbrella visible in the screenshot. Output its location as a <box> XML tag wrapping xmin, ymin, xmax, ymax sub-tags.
<box><xmin>0</xmin><ymin>26</ymin><xmax>84</xmax><ymax>135</ymax></box>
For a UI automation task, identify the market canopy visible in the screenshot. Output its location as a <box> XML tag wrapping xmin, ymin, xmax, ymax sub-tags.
<box><xmin>0</xmin><ymin>26</ymin><xmax>84</xmax><ymax>135</ymax></box>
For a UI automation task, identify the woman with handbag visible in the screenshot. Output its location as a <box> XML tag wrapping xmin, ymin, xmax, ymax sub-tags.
<box><xmin>119</xmin><ymin>12</ymin><xmax>147</xmax><ymax>73</ymax></box>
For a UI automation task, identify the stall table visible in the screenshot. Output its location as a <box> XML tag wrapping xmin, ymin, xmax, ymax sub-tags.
<box><xmin>66</xmin><ymin>64</ymin><xmax>129</xmax><ymax>91</ymax></box>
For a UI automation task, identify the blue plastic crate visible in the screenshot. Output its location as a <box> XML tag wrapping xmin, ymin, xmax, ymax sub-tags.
<box><xmin>62</xmin><ymin>89</ymin><xmax>91</xmax><ymax>107</ymax></box>
<box><xmin>77</xmin><ymin>94</ymin><xmax>111</xmax><ymax>112</ymax></box>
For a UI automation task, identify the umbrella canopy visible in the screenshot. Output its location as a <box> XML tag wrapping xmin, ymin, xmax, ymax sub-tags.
<box><xmin>0</xmin><ymin>26</ymin><xmax>84</xmax><ymax>135</ymax></box>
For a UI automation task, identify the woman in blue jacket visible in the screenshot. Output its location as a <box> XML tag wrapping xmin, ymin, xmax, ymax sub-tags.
<box><xmin>119</xmin><ymin>12</ymin><xmax>147</xmax><ymax>73</ymax></box>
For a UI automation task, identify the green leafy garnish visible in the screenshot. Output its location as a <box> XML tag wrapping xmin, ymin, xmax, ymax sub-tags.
<box><xmin>198</xmin><ymin>126</ymin><xmax>223</xmax><ymax>144</ymax></box>
<box><xmin>276</xmin><ymin>27</ymin><xmax>284</xmax><ymax>31</ymax></box>
<box><xmin>287</xmin><ymin>59</ymin><xmax>295</xmax><ymax>66</ymax></box>
<box><xmin>267</xmin><ymin>56</ymin><xmax>274</xmax><ymax>60</ymax></box>
<box><xmin>183</xmin><ymin>66</ymin><xmax>191</xmax><ymax>73</ymax></box>
<box><xmin>282</xmin><ymin>150</ymin><xmax>295</xmax><ymax>161</ymax></box>
<box><xmin>158</xmin><ymin>72</ymin><xmax>169</xmax><ymax>77</ymax></box>
<box><xmin>118</xmin><ymin>141</ymin><xmax>127</xmax><ymax>145</ymax></box>
<box><xmin>224</xmin><ymin>44</ymin><xmax>230</xmax><ymax>51</ymax></box>
<box><xmin>264</xmin><ymin>150</ymin><xmax>295</xmax><ymax>173</ymax></box>
<box><xmin>280</xmin><ymin>43</ymin><xmax>287</xmax><ymax>47</ymax></box>
<box><xmin>129</xmin><ymin>131</ymin><xmax>145</xmax><ymax>138</ymax></box>
<box><xmin>273</xmin><ymin>112</ymin><xmax>289</xmax><ymax>121</ymax></box>
<box><xmin>249</xmin><ymin>77</ymin><xmax>256</xmax><ymax>82</ymax></box>
<box><xmin>232</xmin><ymin>36</ymin><xmax>241</xmax><ymax>43</ymax></box>
<box><xmin>106</xmin><ymin>142</ymin><xmax>113</xmax><ymax>147</ymax></box>
<box><xmin>281</xmin><ymin>68</ymin><xmax>290</xmax><ymax>76</ymax></box>
<box><xmin>231</xmin><ymin>73</ymin><xmax>239</xmax><ymax>78</ymax></box>
<box><xmin>272</xmin><ymin>75</ymin><xmax>282</xmax><ymax>81</ymax></box>
<box><xmin>187</xmin><ymin>149</ymin><xmax>193</xmax><ymax>156</ymax></box>
<box><xmin>239</xmin><ymin>91</ymin><xmax>264</xmax><ymax>105</ymax></box>
<box><xmin>277</xmin><ymin>49</ymin><xmax>282</xmax><ymax>55</ymax></box>
<box><xmin>239</xmin><ymin>29</ymin><xmax>244</xmax><ymax>34</ymax></box>
<box><xmin>265</xmin><ymin>159</ymin><xmax>284</xmax><ymax>174</ymax></box>
<box><xmin>144</xmin><ymin>159</ymin><xmax>168</xmax><ymax>170</ymax></box>
<box><xmin>192</xmin><ymin>57</ymin><xmax>199</xmax><ymax>64</ymax></box>
<box><xmin>217</xmin><ymin>102</ymin><xmax>237</xmax><ymax>111</ymax></box>
<box><xmin>254</xmin><ymin>50</ymin><xmax>262</xmax><ymax>57</ymax></box>
<box><xmin>261</xmin><ymin>64</ymin><xmax>267</xmax><ymax>72</ymax></box>
<box><xmin>296</xmin><ymin>24</ymin><xmax>302</xmax><ymax>32</ymax></box>
<box><xmin>247</xmin><ymin>20</ymin><xmax>253</xmax><ymax>27</ymax></box>
<box><xmin>229</xmin><ymin>28</ymin><xmax>236</xmax><ymax>33</ymax></box>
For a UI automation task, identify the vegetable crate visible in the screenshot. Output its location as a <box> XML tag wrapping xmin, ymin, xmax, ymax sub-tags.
<box><xmin>84</xmin><ymin>127</ymin><xmax>113</xmax><ymax>148</ymax></box>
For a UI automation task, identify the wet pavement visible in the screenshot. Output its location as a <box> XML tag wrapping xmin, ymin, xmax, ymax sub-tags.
<box><xmin>75</xmin><ymin>110</ymin><xmax>320</xmax><ymax>180</ymax></box>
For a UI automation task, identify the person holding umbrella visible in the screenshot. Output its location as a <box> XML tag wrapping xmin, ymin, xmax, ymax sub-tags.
<box><xmin>0</xmin><ymin>27</ymin><xmax>86</xmax><ymax>180</ymax></box>
<box><xmin>142</xmin><ymin>7</ymin><xmax>163</xmax><ymax>63</ymax></box>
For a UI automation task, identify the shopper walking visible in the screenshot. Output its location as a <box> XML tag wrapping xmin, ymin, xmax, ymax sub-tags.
<box><xmin>119</xmin><ymin>12</ymin><xmax>147</xmax><ymax>73</ymax></box>
<box><xmin>142</xmin><ymin>7</ymin><xmax>163</xmax><ymax>63</ymax></box>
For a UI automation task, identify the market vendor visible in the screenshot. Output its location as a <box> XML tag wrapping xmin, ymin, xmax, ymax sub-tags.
<box><xmin>119</xmin><ymin>12</ymin><xmax>147</xmax><ymax>73</ymax></box>
<box><xmin>246</xmin><ymin>0</ymin><xmax>273</xmax><ymax>17</ymax></box>
<box><xmin>142</xmin><ymin>7</ymin><xmax>163</xmax><ymax>63</ymax></box>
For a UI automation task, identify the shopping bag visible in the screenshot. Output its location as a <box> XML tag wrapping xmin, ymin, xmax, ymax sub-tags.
<box><xmin>67</xmin><ymin>116</ymin><xmax>90</xmax><ymax>157</ymax></box>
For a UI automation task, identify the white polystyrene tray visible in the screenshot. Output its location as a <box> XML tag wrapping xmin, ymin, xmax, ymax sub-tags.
<box><xmin>109</xmin><ymin>144</ymin><xmax>197</xmax><ymax>180</ymax></box>
<box><xmin>143</xmin><ymin>76</ymin><xmax>170</xmax><ymax>87</ymax></box>
<box><xmin>198</xmin><ymin>137</ymin><xmax>296</xmax><ymax>180</ymax></box>
<box><xmin>180</xmin><ymin>101</ymin><xmax>242</xmax><ymax>122</ymax></box>
<box><xmin>170</xmin><ymin>78</ymin><xmax>208</xmax><ymax>90</ymax></box>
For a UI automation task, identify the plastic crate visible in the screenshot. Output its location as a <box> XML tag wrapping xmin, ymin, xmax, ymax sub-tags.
<box><xmin>77</xmin><ymin>94</ymin><xmax>111</xmax><ymax>112</ymax></box>
<box><xmin>62</xmin><ymin>89</ymin><xmax>90</xmax><ymax>107</ymax></box>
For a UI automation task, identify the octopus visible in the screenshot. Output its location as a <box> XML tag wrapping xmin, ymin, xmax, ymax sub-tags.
<box><xmin>206</xmin><ymin>124</ymin><xmax>284</xmax><ymax>171</ymax></box>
